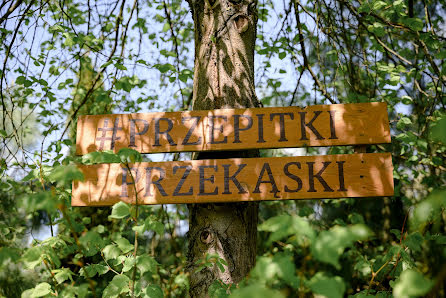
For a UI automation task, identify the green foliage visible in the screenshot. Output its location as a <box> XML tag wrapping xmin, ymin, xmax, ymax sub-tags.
<box><xmin>392</xmin><ymin>269</ymin><xmax>434</xmax><ymax>297</ymax></box>
<box><xmin>258</xmin><ymin>214</ymin><xmax>315</xmax><ymax>245</ymax></box>
<box><xmin>311</xmin><ymin>224</ymin><xmax>371</xmax><ymax>269</ymax></box>
<box><xmin>21</xmin><ymin>282</ymin><xmax>53</xmax><ymax>298</ymax></box>
<box><xmin>0</xmin><ymin>0</ymin><xmax>445</xmax><ymax>296</ymax></box>
<box><xmin>410</xmin><ymin>189</ymin><xmax>446</xmax><ymax>231</ymax></box>
<box><xmin>251</xmin><ymin>253</ymin><xmax>300</xmax><ymax>289</ymax></box>
<box><xmin>230</xmin><ymin>285</ymin><xmax>283</xmax><ymax>298</ymax></box>
<box><xmin>103</xmin><ymin>274</ymin><xmax>130</xmax><ymax>298</ymax></box>
<box><xmin>109</xmin><ymin>201</ymin><xmax>131</xmax><ymax>219</ymax></box>
<box><xmin>308</xmin><ymin>273</ymin><xmax>345</xmax><ymax>298</ymax></box>
<box><xmin>194</xmin><ymin>253</ymin><xmax>228</xmax><ymax>274</ymax></box>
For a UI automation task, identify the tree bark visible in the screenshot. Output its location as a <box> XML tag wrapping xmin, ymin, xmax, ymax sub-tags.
<box><xmin>186</xmin><ymin>0</ymin><xmax>260</xmax><ymax>297</ymax></box>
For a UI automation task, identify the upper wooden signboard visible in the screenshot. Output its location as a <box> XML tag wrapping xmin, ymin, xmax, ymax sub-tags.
<box><xmin>72</xmin><ymin>153</ymin><xmax>394</xmax><ymax>206</ymax></box>
<box><xmin>76</xmin><ymin>102</ymin><xmax>391</xmax><ymax>155</ymax></box>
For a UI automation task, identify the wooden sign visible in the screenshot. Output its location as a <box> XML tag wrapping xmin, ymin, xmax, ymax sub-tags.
<box><xmin>75</xmin><ymin>102</ymin><xmax>391</xmax><ymax>155</ymax></box>
<box><xmin>72</xmin><ymin>153</ymin><xmax>394</xmax><ymax>206</ymax></box>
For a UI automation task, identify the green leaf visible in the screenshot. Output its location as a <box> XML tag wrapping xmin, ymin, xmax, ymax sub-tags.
<box><xmin>372</xmin><ymin>0</ymin><xmax>387</xmax><ymax>10</ymax></box>
<box><xmin>109</xmin><ymin>201</ymin><xmax>130</xmax><ymax>219</ymax></box>
<box><xmin>122</xmin><ymin>256</ymin><xmax>136</xmax><ymax>272</ymax></box>
<box><xmin>430</xmin><ymin>116</ymin><xmax>446</xmax><ymax>144</ymax></box>
<box><xmin>39</xmin><ymin>79</ymin><xmax>48</xmax><ymax>86</ymax></box>
<box><xmin>403</xmin><ymin>18</ymin><xmax>424</xmax><ymax>31</ymax></box>
<box><xmin>81</xmin><ymin>263</ymin><xmax>109</xmax><ymax>277</ymax></box>
<box><xmin>369</xmin><ymin>22</ymin><xmax>385</xmax><ymax>37</ymax></box>
<box><xmin>389</xmin><ymin>74</ymin><xmax>401</xmax><ymax>85</ymax></box>
<box><xmin>49</xmin><ymin>24</ymin><xmax>64</xmax><ymax>33</ymax></box>
<box><xmin>231</xmin><ymin>284</ymin><xmax>284</xmax><ymax>298</ymax></box>
<box><xmin>114</xmin><ymin>62</ymin><xmax>127</xmax><ymax>70</ymax></box>
<box><xmin>16</xmin><ymin>75</ymin><xmax>26</xmax><ymax>85</ymax></box>
<box><xmin>137</xmin><ymin>255</ymin><xmax>158</xmax><ymax>275</ymax></box>
<box><xmin>145</xmin><ymin>284</ymin><xmax>163</xmax><ymax>298</ymax></box>
<box><xmin>0</xmin><ymin>247</ymin><xmax>21</xmax><ymax>264</ymax></box>
<box><xmin>22</xmin><ymin>246</ymin><xmax>43</xmax><ymax>269</ymax></box>
<box><xmin>258</xmin><ymin>214</ymin><xmax>315</xmax><ymax>245</ymax></box>
<box><xmin>410</xmin><ymin>189</ymin><xmax>446</xmax><ymax>230</ymax></box>
<box><xmin>397</xmin><ymin>117</ymin><xmax>412</xmax><ymax>130</ymax></box>
<box><xmin>251</xmin><ymin>253</ymin><xmax>300</xmax><ymax>289</ymax></box>
<box><xmin>401</xmin><ymin>95</ymin><xmax>412</xmax><ymax>105</ymax></box>
<box><xmin>145</xmin><ymin>217</ymin><xmax>165</xmax><ymax>235</ymax></box>
<box><xmin>23</xmin><ymin>79</ymin><xmax>32</xmax><ymax>87</ymax></box>
<box><xmin>48</xmin><ymin>164</ymin><xmax>84</xmax><ymax>187</ymax></box>
<box><xmin>311</xmin><ymin>224</ymin><xmax>371</xmax><ymax>269</ymax></box>
<box><xmin>63</xmin><ymin>32</ymin><xmax>75</xmax><ymax>47</ymax></box>
<box><xmin>162</xmin><ymin>22</ymin><xmax>170</xmax><ymax>32</ymax></box>
<box><xmin>179</xmin><ymin>73</ymin><xmax>188</xmax><ymax>82</ymax></box>
<box><xmin>115</xmin><ymin>237</ymin><xmax>134</xmax><ymax>253</ymax></box>
<box><xmin>81</xmin><ymin>150</ymin><xmax>120</xmax><ymax>164</ymax></box>
<box><xmin>174</xmin><ymin>273</ymin><xmax>189</xmax><ymax>291</ymax></box>
<box><xmin>103</xmin><ymin>274</ymin><xmax>130</xmax><ymax>298</ymax></box>
<box><xmin>208</xmin><ymin>281</ymin><xmax>229</xmax><ymax>298</ymax></box>
<box><xmin>31</xmin><ymin>282</ymin><xmax>52</xmax><ymax>297</ymax></box>
<box><xmin>216</xmin><ymin>261</ymin><xmax>225</xmax><ymax>273</ymax></box>
<box><xmin>101</xmin><ymin>61</ymin><xmax>113</xmax><ymax>69</ymax></box>
<box><xmin>155</xmin><ymin>63</ymin><xmax>174</xmax><ymax>74</ymax></box>
<box><xmin>278</xmin><ymin>52</ymin><xmax>286</xmax><ymax>59</ymax></box>
<box><xmin>404</xmin><ymin>232</ymin><xmax>424</xmax><ymax>252</ymax></box>
<box><xmin>392</xmin><ymin>269</ymin><xmax>433</xmax><ymax>297</ymax></box>
<box><xmin>22</xmin><ymin>169</ymin><xmax>39</xmax><ymax>182</ymax></box>
<box><xmin>79</xmin><ymin>231</ymin><xmax>104</xmax><ymax>256</ymax></box>
<box><xmin>308</xmin><ymin>273</ymin><xmax>345</xmax><ymax>298</ymax></box>
<box><xmin>395</xmin><ymin>132</ymin><xmax>417</xmax><ymax>145</ymax></box>
<box><xmin>118</xmin><ymin>148</ymin><xmax>142</xmax><ymax>164</ymax></box>
<box><xmin>54</xmin><ymin>268</ymin><xmax>74</xmax><ymax>284</ymax></box>
<box><xmin>102</xmin><ymin>244</ymin><xmax>121</xmax><ymax>260</ymax></box>
<box><xmin>132</xmin><ymin>224</ymin><xmax>145</xmax><ymax>234</ymax></box>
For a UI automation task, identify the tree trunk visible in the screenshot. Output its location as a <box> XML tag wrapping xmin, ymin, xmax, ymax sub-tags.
<box><xmin>186</xmin><ymin>0</ymin><xmax>260</xmax><ymax>296</ymax></box>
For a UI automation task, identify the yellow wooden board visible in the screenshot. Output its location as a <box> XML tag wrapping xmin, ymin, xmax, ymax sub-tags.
<box><xmin>72</xmin><ymin>153</ymin><xmax>394</xmax><ymax>206</ymax></box>
<box><xmin>75</xmin><ymin>102</ymin><xmax>391</xmax><ymax>155</ymax></box>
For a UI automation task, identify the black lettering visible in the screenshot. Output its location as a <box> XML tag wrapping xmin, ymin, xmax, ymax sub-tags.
<box><xmin>154</xmin><ymin>118</ymin><xmax>177</xmax><ymax>146</ymax></box>
<box><xmin>144</xmin><ymin>167</ymin><xmax>168</xmax><ymax>196</ymax></box>
<box><xmin>233</xmin><ymin>115</ymin><xmax>253</xmax><ymax>143</ymax></box>
<box><xmin>120</xmin><ymin>167</ymin><xmax>140</xmax><ymax>197</ymax></box>
<box><xmin>270</xmin><ymin>112</ymin><xmax>294</xmax><ymax>142</ymax></box>
<box><xmin>299</xmin><ymin>111</ymin><xmax>324</xmax><ymax>140</ymax></box>
<box><xmin>173</xmin><ymin>165</ymin><xmax>193</xmax><ymax>196</ymax></box>
<box><xmin>129</xmin><ymin>119</ymin><xmax>149</xmax><ymax>147</ymax></box>
<box><xmin>96</xmin><ymin>118</ymin><xmax>123</xmax><ymax>150</ymax></box>
<box><xmin>199</xmin><ymin>165</ymin><xmax>218</xmax><ymax>195</ymax></box>
<box><xmin>283</xmin><ymin>162</ymin><xmax>303</xmax><ymax>193</ymax></box>
<box><xmin>257</xmin><ymin>114</ymin><xmax>266</xmax><ymax>143</ymax></box>
<box><xmin>209</xmin><ymin>116</ymin><xmax>228</xmax><ymax>144</ymax></box>
<box><xmin>337</xmin><ymin>161</ymin><xmax>347</xmax><ymax>191</ymax></box>
<box><xmin>253</xmin><ymin>163</ymin><xmax>279</xmax><ymax>196</ymax></box>
<box><xmin>328</xmin><ymin>110</ymin><xmax>338</xmax><ymax>139</ymax></box>
<box><xmin>181</xmin><ymin>116</ymin><xmax>202</xmax><ymax>145</ymax></box>
<box><xmin>307</xmin><ymin>161</ymin><xmax>334</xmax><ymax>192</ymax></box>
<box><xmin>222</xmin><ymin>164</ymin><xmax>247</xmax><ymax>194</ymax></box>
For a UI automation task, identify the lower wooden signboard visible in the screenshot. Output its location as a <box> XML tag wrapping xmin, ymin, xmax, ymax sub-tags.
<box><xmin>71</xmin><ymin>153</ymin><xmax>394</xmax><ymax>206</ymax></box>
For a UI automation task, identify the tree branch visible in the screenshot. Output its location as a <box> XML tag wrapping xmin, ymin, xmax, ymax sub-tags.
<box><xmin>293</xmin><ymin>0</ymin><xmax>336</xmax><ymax>104</ymax></box>
<box><xmin>0</xmin><ymin>0</ymin><xmax>24</xmax><ymax>25</ymax></box>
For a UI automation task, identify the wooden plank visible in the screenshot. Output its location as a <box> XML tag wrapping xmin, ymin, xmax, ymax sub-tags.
<box><xmin>72</xmin><ymin>153</ymin><xmax>394</xmax><ymax>206</ymax></box>
<box><xmin>75</xmin><ymin>102</ymin><xmax>391</xmax><ymax>155</ymax></box>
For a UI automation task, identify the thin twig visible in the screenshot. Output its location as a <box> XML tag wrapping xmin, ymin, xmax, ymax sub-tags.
<box><xmin>293</xmin><ymin>0</ymin><xmax>336</xmax><ymax>104</ymax></box>
<box><xmin>0</xmin><ymin>0</ymin><xmax>24</xmax><ymax>25</ymax></box>
<box><xmin>60</xmin><ymin>0</ymin><xmax>126</xmax><ymax>139</ymax></box>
